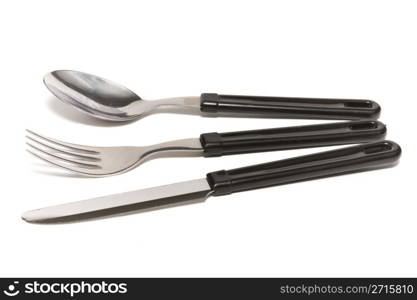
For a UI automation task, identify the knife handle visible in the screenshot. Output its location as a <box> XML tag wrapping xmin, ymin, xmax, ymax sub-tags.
<box><xmin>200</xmin><ymin>121</ymin><xmax>386</xmax><ymax>157</ymax></box>
<box><xmin>200</xmin><ymin>93</ymin><xmax>381</xmax><ymax>120</ymax></box>
<box><xmin>206</xmin><ymin>140</ymin><xmax>401</xmax><ymax>196</ymax></box>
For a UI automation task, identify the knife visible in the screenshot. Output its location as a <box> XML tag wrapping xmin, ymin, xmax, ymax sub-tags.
<box><xmin>22</xmin><ymin>140</ymin><xmax>401</xmax><ymax>224</ymax></box>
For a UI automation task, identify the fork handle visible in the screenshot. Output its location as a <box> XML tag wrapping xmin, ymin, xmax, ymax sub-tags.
<box><xmin>206</xmin><ymin>140</ymin><xmax>401</xmax><ymax>196</ymax></box>
<box><xmin>200</xmin><ymin>121</ymin><xmax>386</xmax><ymax>157</ymax></box>
<box><xmin>200</xmin><ymin>93</ymin><xmax>381</xmax><ymax>120</ymax></box>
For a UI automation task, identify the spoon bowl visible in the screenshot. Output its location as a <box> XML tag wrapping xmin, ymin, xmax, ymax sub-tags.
<box><xmin>44</xmin><ymin>70</ymin><xmax>199</xmax><ymax>121</ymax></box>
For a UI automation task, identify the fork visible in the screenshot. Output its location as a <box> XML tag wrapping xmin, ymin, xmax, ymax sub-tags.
<box><xmin>26</xmin><ymin>120</ymin><xmax>386</xmax><ymax>177</ymax></box>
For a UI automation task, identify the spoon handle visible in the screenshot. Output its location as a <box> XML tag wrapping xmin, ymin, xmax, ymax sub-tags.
<box><xmin>200</xmin><ymin>93</ymin><xmax>380</xmax><ymax>120</ymax></box>
<box><xmin>200</xmin><ymin>121</ymin><xmax>386</xmax><ymax>157</ymax></box>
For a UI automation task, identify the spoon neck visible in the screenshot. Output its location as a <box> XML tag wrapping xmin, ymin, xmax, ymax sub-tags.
<box><xmin>153</xmin><ymin>96</ymin><xmax>201</xmax><ymax>109</ymax></box>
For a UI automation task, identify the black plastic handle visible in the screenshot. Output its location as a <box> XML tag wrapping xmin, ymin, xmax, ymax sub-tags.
<box><xmin>200</xmin><ymin>93</ymin><xmax>381</xmax><ymax>120</ymax></box>
<box><xmin>206</xmin><ymin>140</ymin><xmax>401</xmax><ymax>196</ymax></box>
<box><xmin>201</xmin><ymin>121</ymin><xmax>386</xmax><ymax>157</ymax></box>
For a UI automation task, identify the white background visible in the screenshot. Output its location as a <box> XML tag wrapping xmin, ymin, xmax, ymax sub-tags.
<box><xmin>0</xmin><ymin>0</ymin><xmax>416</xmax><ymax>277</ymax></box>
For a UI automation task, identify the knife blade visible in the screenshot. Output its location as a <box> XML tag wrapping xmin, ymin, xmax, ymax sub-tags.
<box><xmin>22</xmin><ymin>141</ymin><xmax>401</xmax><ymax>224</ymax></box>
<box><xmin>22</xmin><ymin>178</ymin><xmax>212</xmax><ymax>223</ymax></box>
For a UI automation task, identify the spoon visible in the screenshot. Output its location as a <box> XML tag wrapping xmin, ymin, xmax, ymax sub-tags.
<box><xmin>44</xmin><ymin>70</ymin><xmax>381</xmax><ymax>122</ymax></box>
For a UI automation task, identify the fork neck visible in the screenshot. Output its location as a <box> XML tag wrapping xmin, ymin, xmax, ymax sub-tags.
<box><xmin>139</xmin><ymin>138</ymin><xmax>204</xmax><ymax>161</ymax></box>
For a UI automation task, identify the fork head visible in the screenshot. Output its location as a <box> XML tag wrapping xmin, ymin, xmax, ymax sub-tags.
<box><xmin>26</xmin><ymin>130</ymin><xmax>143</xmax><ymax>177</ymax></box>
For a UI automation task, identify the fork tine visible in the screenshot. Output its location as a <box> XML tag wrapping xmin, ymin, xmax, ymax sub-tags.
<box><xmin>26</xmin><ymin>129</ymin><xmax>100</xmax><ymax>154</ymax></box>
<box><xmin>26</xmin><ymin>142</ymin><xmax>101</xmax><ymax>170</ymax></box>
<box><xmin>26</xmin><ymin>135</ymin><xmax>100</xmax><ymax>163</ymax></box>
<box><xmin>26</xmin><ymin>148</ymin><xmax>102</xmax><ymax>176</ymax></box>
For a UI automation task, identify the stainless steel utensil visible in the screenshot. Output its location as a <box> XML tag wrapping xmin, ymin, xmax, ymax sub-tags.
<box><xmin>22</xmin><ymin>141</ymin><xmax>401</xmax><ymax>223</ymax></box>
<box><xmin>44</xmin><ymin>70</ymin><xmax>381</xmax><ymax>122</ymax></box>
<box><xmin>26</xmin><ymin>121</ymin><xmax>386</xmax><ymax>177</ymax></box>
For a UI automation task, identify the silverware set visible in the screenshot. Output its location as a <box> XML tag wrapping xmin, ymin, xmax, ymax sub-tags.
<box><xmin>24</xmin><ymin>70</ymin><xmax>401</xmax><ymax>223</ymax></box>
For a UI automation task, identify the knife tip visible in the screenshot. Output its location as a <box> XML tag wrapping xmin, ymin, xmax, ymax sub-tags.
<box><xmin>21</xmin><ymin>210</ymin><xmax>41</xmax><ymax>223</ymax></box>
